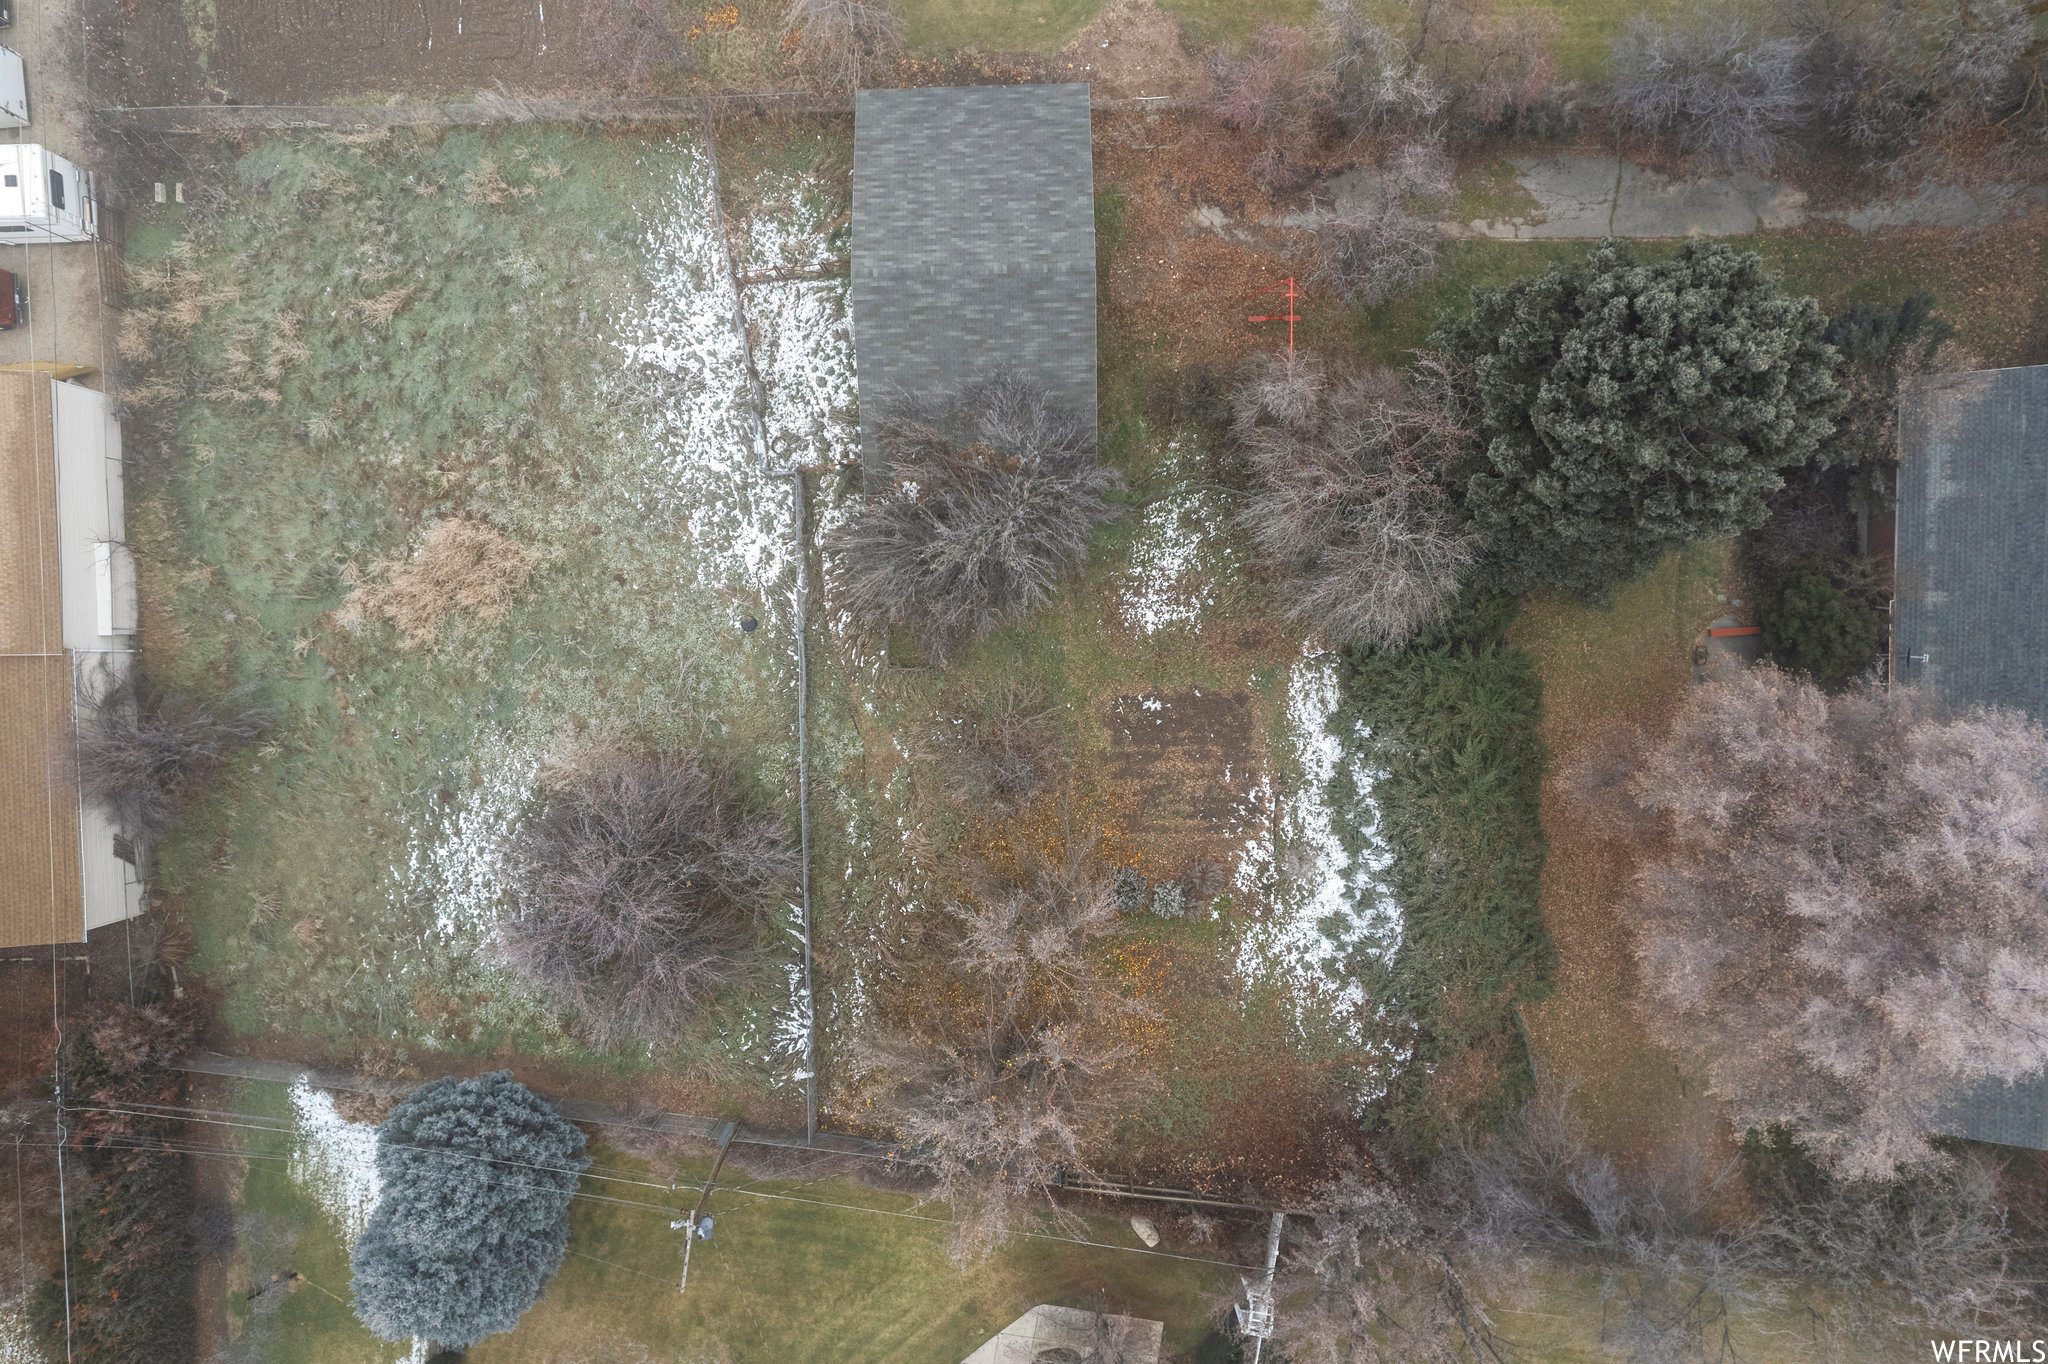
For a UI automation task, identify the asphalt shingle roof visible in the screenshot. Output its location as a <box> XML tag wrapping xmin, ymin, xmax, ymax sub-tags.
<box><xmin>1893</xmin><ymin>362</ymin><xmax>2048</xmax><ymax>1151</ymax></box>
<box><xmin>1893</xmin><ymin>364</ymin><xmax>2048</xmax><ymax>719</ymax></box>
<box><xmin>851</xmin><ymin>83</ymin><xmax>1098</xmax><ymax>480</ymax></box>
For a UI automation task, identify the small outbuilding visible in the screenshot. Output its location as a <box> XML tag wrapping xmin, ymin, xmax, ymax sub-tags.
<box><xmin>1892</xmin><ymin>361</ymin><xmax>2048</xmax><ymax>1152</ymax></box>
<box><xmin>850</xmin><ymin>83</ymin><xmax>1098</xmax><ymax>482</ymax></box>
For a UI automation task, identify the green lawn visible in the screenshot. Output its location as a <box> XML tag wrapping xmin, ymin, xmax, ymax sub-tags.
<box><xmin>133</xmin><ymin>122</ymin><xmax>860</xmax><ymax>1104</ymax></box>
<box><xmin>204</xmin><ymin>1078</ymin><xmax>1237</xmax><ymax>1364</ymax></box>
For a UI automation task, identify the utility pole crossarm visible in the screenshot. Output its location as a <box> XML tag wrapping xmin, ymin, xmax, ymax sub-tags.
<box><xmin>676</xmin><ymin>1121</ymin><xmax>739</xmax><ymax>1296</ymax></box>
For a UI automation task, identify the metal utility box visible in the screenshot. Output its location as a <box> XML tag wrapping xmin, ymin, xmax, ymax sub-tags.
<box><xmin>0</xmin><ymin>145</ymin><xmax>97</xmax><ymax>242</ymax></box>
<box><xmin>0</xmin><ymin>47</ymin><xmax>25</xmax><ymax>127</ymax></box>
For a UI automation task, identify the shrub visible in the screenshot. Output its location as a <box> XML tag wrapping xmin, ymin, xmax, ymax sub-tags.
<box><xmin>1233</xmin><ymin>354</ymin><xmax>1474</xmax><ymax>649</ymax></box>
<box><xmin>73</xmin><ymin>670</ymin><xmax>272</xmax><ymax>842</ymax></box>
<box><xmin>1209</xmin><ymin>23</ymin><xmax>1334</xmax><ymax>143</ymax></box>
<box><xmin>1305</xmin><ymin>139</ymin><xmax>1454</xmax><ymax>306</ymax></box>
<box><xmin>1332</xmin><ymin>593</ymin><xmax>1550</xmax><ymax>1147</ymax></box>
<box><xmin>1610</xmin><ymin>12</ymin><xmax>1807</xmax><ymax>168</ymax></box>
<box><xmin>339</xmin><ymin>516</ymin><xmax>536</xmax><ymax>649</ymax></box>
<box><xmin>1434</xmin><ymin>240</ymin><xmax>1845</xmax><ymax>598</ymax></box>
<box><xmin>31</xmin><ymin>1003</ymin><xmax>206</xmax><ymax>1364</ymax></box>
<box><xmin>499</xmin><ymin>749</ymin><xmax>795</xmax><ymax>1048</ymax></box>
<box><xmin>582</xmin><ymin>0</ymin><xmax>690</xmax><ymax>92</ymax></box>
<box><xmin>856</xmin><ymin>855</ymin><xmax>1155</xmax><ymax>1262</ymax></box>
<box><xmin>782</xmin><ymin>0</ymin><xmax>904</xmax><ymax>93</ymax></box>
<box><xmin>1818</xmin><ymin>292</ymin><xmax>1953</xmax><ymax>496</ymax></box>
<box><xmin>1111</xmin><ymin>865</ymin><xmax>1147</xmax><ymax>914</ymax></box>
<box><xmin>829</xmin><ymin>372</ymin><xmax>1121</xmax><ymax>661</ymax></box>
<box><xmin>350</xmin><ymin>1072</ymin><xmax>591</xmax><ymax>1351</ymax></box>
<box><xmin>1759</xmin><ymin>555</ymin><xmax>1883</xmax><ymax>687</ymax></box>
<box><xmin>931</xmin><ymin>680</ymin><xmax>1059</xmax><ymax>817</ymax></box>
<box><xmin>1581</xmin><ymin>668</ymin><xmax>2048</xmax><ymax>1177</ymax></box>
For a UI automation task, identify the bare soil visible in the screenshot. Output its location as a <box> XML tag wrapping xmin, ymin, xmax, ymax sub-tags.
<box><xmin>1103</xmin><ymin>689</ymin><xmax>1260</xmax><ymax>881</ymax></box>
<box><xmin>98</xmin><ymin>0</ymin><xmax>603</xmax><ymax>107</ymax></box>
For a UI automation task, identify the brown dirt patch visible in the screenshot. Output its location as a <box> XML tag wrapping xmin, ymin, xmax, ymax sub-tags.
<box><xmin>1103</xmin><ymin>689</ymin><xmax>1262</xmax><ymax>880</ymax></box>
<box><xmin>1094</xmin><ymin>109</ymin><xmax>1321</xmax><ymax>372</ymax></box>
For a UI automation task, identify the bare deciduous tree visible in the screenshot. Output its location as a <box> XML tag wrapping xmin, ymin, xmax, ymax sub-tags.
<box><xmin>1210</xmin><ymin>23</ymin><xmax>1336</xmax><ymax>142</ymax></box>
<box><xmin>1792</xmin><ymin>0</ymin><xmax>2032</xmax><ymax>156</ymax></box>
<box><xmin>73</xmin><ymin>671</ymin><xmax>272</xmax><ymax>842</ymax></box>
<box><xmin>854</xmin><ymin>854</ymin><xmax>1155</xmax><ymax>1263</ymax></box>
<box><xmin>1232</xmin><ymin>353</ymin><xmax>1474</xmax><ymax>649</ymax></box>
<box><xmin>1457</xmin><ymin>1090</ymin><xmax>1781</xmax><ymax>1362</ymax></box>
<box><xmin>582</xmin><ymin>0</ymin><xmax>690</xmax><ymax>92</ymax></box>
<box><xmin>1410</xmin><ymin>0</ymin><xmax>1564</xmax><ymax>133</ymax></box>
<box><xmin>1319</xmin><ymin>0</ymin><xmax>1448</xmax><ymax>134</ymax></box>
<box><xmin>1576</xmin><ymin>668</ymin><xmax>2048</xmax><ymax>1178</ymax></box>
<box><xmin>928</xmin><ymin>680</ymin><xmax>1059</xmax><ymax>817</ymax></box>
<box><xmin>782</xmin><ymin>0</ymin><xmax>904</xmax><ymax>93</ymax></box>
<box><xmin>1305</xmin><ymin>138</ymin><xmax>1454</xmax><ymax>307</ymax></box>
<box><xmin>498</xmin><ymin>749</ymin><xmax>795</xmax><ymax>1049</ymax></box>
<box><xmin>1610</xmin><ymin>12</ymin><xmax>1807</xmax><ymax>167</ymax></box>
<box><xmin>829</xmin><ymin>372</ymin><xmax>1121</xmax><ymax>661</ymax></box>
<box><xmin>1760</xmin><ymin>1147</ymin><xmax>2041</xmax><ymax>1340</ymax></box>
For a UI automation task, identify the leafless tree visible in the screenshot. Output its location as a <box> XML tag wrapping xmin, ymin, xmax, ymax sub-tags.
<box><xmin>1791</xmin><ymin>0</ymin><xmax>2032</xmax><ymax>156</ymax></box>
<box><xmin>1409</xmin><ymin>0</ymin><xmax>1564</xmax><ymax>133</ymax></box>
<box><xmin>498</xmin><ymin>748</ymin><xmax>796</xmax><ymax>1049</ymax></box>
<box><xmin>1610</xmin><ymin>12</ymin><xmax>1807</xmax><ymax>167</ymax></box>
<box><xmin>1319</xmin><ymin>0</ymin><xmax>1449</xmax><ymax>134</ymax></box>
<box><xmin>1232</xmin><ymin>353</ymin><xmax>1475</xmax><ymax>649</ymax></box>
<box><xmin>1457</xmin><ymin>1090</ymin><xmax>1781</xmax><ymax>1362</ymax></box>
<box><xmin>1210</xmin><ymin>23</ymin><xmax>1336</xmax><ymax>143</ymax></box>
<box><xmin>73</xmin><ymin>670</ymin><xmax>272</xmax><ymax>842</ymax></box>
<box><xmin>1764</xmin><ymin>1151</ymin><xmax>2040</xmax><ymax>1340</ymax></box>
<box><xmin>582</xmin><ymin>0</ymin><xmax>690</xmax><ymax>93</ymax></box>
<box><xmin>1305</xmin><ymin>137</ymin><xmax>1454</xmax><ymax>307</ymax></box>
<box><xmin>829</xmin><ymin>371</ymin><xmax>1121</xmax><ymax>662</ymax></box>
<box><xmin>782</xmin><ymin>0</ymin><xmax>904</xmax><ymax>94</ymax></box>
<box><xmin>1276</xmin><ymin>1171</ymin><xmax>1510</xmax><ymax>1364</ymax></box>
<box><xmin>1576</xmin><ymin>668</ymin><xmax>2048</xmax><ymax>1178</ymax></box>
<box><xmin>928</xmin><ymin>680</ymin><xmax>1060</xmax><ymax>817</ymax></box>
<box><xmin>854</xmin><ymin>854</ymin><xmax>1156</xmax><ymax>1263</ymax></box>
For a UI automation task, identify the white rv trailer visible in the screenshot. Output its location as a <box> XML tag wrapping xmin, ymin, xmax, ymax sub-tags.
<box><xmin>0</xmin><ymin>48</ymin><xmax>26</xmax><ymax>128</ymax></box>
<box><xmin>0</xmin><ymin>145</ymin><xmax>97</xmax><ymax>243</ymax></box>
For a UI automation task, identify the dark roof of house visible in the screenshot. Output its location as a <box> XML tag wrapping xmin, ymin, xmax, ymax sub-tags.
<box><xmin>1893</xmin><ymin>363</ymin><xmax>2048</xmax><ymax>1152</ymax></box>
<box><xmin>1893</xmin><ymin>364</ymin><xmax>2048</xmax><ymax>720</ymax></box>
<box><xmin>1933</xmin><ymin>1071</ymin><xmax>2048</xmax><ymax>1151</ymax></box>
<box><xmin>851</xmin><ymin>83</ymin><xmax>1098</xmax><ymax>480</ymax></box>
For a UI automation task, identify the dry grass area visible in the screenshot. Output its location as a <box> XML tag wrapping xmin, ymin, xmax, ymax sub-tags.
<box><xmin>337</xmin><ymin>516</ymin><xmax>537</xmax><ymax>649</ymax></box>
<box><xmin>1508</xmin><ymin>542</ymin><xmax>1737</xmax><ymax>1173</ymax></box>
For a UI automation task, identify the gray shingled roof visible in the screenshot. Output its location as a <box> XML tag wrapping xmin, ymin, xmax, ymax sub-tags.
<box><xmin>1893</xmin><ymin>363</ymin><xmax>2048</xmax><ymax>1151</ymax></box>
<box><xmin>1893</xmin><ymin>364</ymin><xmax>2048</xmax><ymax>719</ymax></box>
<box><xmin>851</xmin><ymin>84</ymin><xmax>1098</xmax><ymax>481</ymax></box>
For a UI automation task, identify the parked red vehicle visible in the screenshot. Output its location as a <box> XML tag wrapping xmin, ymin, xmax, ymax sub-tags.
<box><xmin>0</xmin><ymin>266</ymin><xmax>26</xmax><ymax>329</ymax></box>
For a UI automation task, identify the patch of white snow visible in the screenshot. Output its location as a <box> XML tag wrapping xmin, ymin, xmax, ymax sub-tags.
<box><xmin>287</xmin><ymin>1079</ymin><xmax>382</xmax><ymax>1248</ymax></box>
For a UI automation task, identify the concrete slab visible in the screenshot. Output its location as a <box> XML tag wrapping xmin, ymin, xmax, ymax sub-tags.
<box><xmin>959</xmin><ymin>1305</ymin><xmax>1165</xmax><ymax>1364</ymax></box>
<box><xmin>1442</xmin><ymin>152</ymin><xmax>2048</xmax><ymax>242</ymax></box>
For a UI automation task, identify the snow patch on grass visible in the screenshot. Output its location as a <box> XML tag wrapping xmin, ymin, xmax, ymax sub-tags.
<box><xmin>1234</xmin><ymin>650</ymin><xmax>1390</xmax><ymax>1004</ymax></box>
<box><xmin>1118</xmin><ymin>436</ymin><xmax>1243</xmax><ymax>635</ymax></box>
<box><xmin>288</xmin><ymin>1079</ymin><xmax>382</xmax><ymax>1248</ymax></box>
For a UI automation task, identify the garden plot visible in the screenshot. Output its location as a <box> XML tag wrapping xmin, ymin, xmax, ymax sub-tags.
<box><xmin>137</xmin><ymin>125</ymin><xmax>854</xmax><ymax>1098</ymax></box>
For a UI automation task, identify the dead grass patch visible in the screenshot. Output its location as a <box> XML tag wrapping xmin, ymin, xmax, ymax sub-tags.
<box><xmin>338</xmin><ymin>516</ymin><xmax>536</xmax><ymax>648</ymax></box>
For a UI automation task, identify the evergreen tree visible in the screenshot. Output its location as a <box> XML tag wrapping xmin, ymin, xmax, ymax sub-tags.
<box><xmin>1434</xmin><ymin>240</ymin><xmax>1844</xmax><ymax>597</ymax></box>
<box><xmin>349</xmin><ymin>1071</ymin><xmax>589</xmax><ymax>1351</ymax></box>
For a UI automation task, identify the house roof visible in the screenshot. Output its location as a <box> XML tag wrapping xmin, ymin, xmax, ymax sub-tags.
<box><xmin>851</xmin><ymin>83</ymin><xmax>1098</xmax><ymax>480</ymax></box>
<box><xmin>1893</xmin><ymin>363</ymin><xmax>2048</xmax><ymax>1151</ymax></box>
<box><xmin>0</xmin><ymin>371</ymin><xmax>84</xmax><ymax>947</ymax></box>
<box><xmin>1893</xmin><ymin>364</ymin><xmax>2048</xmax><ymax>719</ymax></box>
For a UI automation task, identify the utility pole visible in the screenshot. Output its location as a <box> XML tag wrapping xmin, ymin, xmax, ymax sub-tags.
<box><xmin>1234</xmin><ymin>1211</ymin><xmax>1284</xmax><ymax>1363</ymax></box>
<box><xmin>673</xmin><ymin>1122</ymin><xmax>737</xmax><ymax>1296</ymax></box>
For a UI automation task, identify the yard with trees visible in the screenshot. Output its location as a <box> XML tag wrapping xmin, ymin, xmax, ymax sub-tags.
<box><xmin>13</xmin><ymin>0</ymin><xmax>2048</xmax><ymax>1358</ymax></box>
